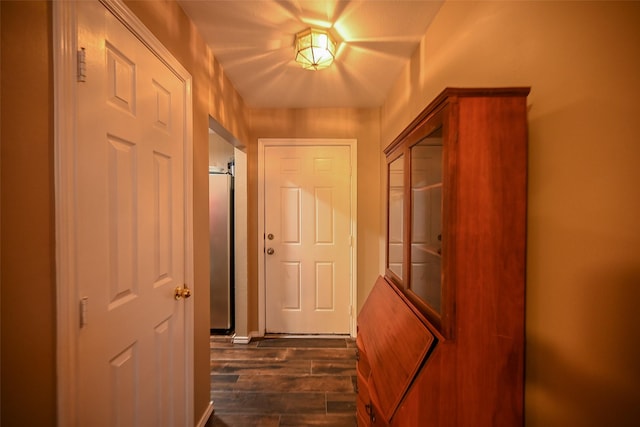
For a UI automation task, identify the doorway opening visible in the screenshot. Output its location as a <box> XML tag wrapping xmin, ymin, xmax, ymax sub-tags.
<box><xmin>209</xmin><ymin>130</ymin><xmax>234</xmax><ymax>335</ymax></box>
<box><xmin>208</xmin><ymin>117</ymin><xmax>247</xmax><ymax>338</ymax></box>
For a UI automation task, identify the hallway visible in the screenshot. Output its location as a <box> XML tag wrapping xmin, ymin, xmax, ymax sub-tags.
<box><xmin>207</xmin><ymin>337</ymin><xmax>357</xmax><ymax>426</ymax></box>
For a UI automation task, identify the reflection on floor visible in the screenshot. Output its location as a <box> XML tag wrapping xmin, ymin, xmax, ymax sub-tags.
<box><xmin>206</xmin><ymin>337</ymin><xmax>357</xmax><ymax>427</ymax></box>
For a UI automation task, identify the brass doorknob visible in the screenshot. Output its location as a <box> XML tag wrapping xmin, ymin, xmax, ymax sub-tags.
<box><xmin>174</xmin><ymin>285</ymin><xmax>192</xmax><ymax>300</ymax></box>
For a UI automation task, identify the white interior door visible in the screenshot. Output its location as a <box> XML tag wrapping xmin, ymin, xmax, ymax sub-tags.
<box><xmin>264</xmin><ymin>145</ymin><xmax>352</xmax><ymax>334</ymax></box>
<box><xmin>74</xmin><ymin>2</ymin><xmax>190</xmax><ymax>425</ymax></box>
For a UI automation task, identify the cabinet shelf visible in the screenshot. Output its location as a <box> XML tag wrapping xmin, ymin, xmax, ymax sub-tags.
<box><xmin>412</xmin><ymin>245</ymin><xmax>441</xmax><ymax>258</ymax></box>
<box><xmin>412</xmin><ymin>182</ymin><xmax>442</xmax><ymax>192</ymax></box>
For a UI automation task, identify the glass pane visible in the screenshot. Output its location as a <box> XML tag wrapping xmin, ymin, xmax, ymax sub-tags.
<box><xmin>388</xmin><ymin>155</ymin><xmax>404</xmax><ymax>280</ymax></box>
<box><xmin>410</xmin><ymin>129</ymin><xmax>443</xmax><ymax>313</ymax></box>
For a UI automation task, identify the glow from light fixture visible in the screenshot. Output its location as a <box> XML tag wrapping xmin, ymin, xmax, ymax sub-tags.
<box><xmin>294</xmin><ymin>28</ymin><xmax>336</xmax><ymax>71</ymax></box>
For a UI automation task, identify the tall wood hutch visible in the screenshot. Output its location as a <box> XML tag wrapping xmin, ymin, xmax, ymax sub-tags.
<box><xmin>356</xmin><ymin>88</ymin><xmax>530</xmax><ymax>426</ymax></box>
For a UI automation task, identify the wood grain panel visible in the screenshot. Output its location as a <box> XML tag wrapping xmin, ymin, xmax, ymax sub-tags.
<box><xmin>358</xmin><ymin>276</ymin><xmax>435</xmax><ymax>423</ymax></box>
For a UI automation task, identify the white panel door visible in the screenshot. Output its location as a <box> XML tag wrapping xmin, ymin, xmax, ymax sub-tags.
<box><xmin>264</xmin><ymin>145</ymin><xmax>351</xmax><ymax>334</ymax></box>
<box><xmin>75</xmin><ymin>2</ymin><xmax>188</xmax><ymax>425</ymax></box>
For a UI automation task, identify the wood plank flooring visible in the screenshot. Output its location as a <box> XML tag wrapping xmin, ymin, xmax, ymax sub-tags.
<box><xmin>207</xmin><ymin>337</ymin><xmax>357</xmax><ymax>427</ymax></box>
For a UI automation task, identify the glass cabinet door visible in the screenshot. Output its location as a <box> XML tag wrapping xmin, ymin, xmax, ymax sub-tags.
<box><xmin>410</xmin><ymin>129</ymin><xmax>443</xmax><ymax>313</ymax></box>
<box><xmin>387</xmin><ymin>155</ymin><xmax>404</xmax><ymax>281</ymax></box>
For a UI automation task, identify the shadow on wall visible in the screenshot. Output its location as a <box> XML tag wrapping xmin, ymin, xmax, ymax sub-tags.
<box><xmin>526</xmin><ymin>266</ymin><xmax>640</xmax><ymax>427</ymax></box>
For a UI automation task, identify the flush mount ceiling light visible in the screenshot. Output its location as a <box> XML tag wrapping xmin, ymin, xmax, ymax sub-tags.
<box><xmin>294</xmin><ymin>28</ymin><xmax>336</xmax><ymax>71</ymax></box>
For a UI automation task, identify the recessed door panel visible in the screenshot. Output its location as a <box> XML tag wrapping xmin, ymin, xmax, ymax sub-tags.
<box><xmin>153</xmin><ymin>152</ymin><xmax>172</xmax><ymax>284</ymax></box>
<box><xmin>315</xmin><ymin>262</ymin><xmax>335</xmax><ymax>310</ymax></box>
<box><xmin>281</xmin><ymin>187</ymin><xmax>301</xmax><ymax>244</ymax></box>
<box><xmin>107</xmin><ymin>135</ymin><xmax>138</xmax><ymax>308</ymax></box>
<box><xmin>315</xmin><ymin>187</ymin><xmax>334</xmax><ymax>244</ymax></box>
<box><xmin>281</xmin><ymin>262</ymin><xmax>302</xmax><ymax>310</ymax></box>
<box><xmin>110</xmin><ymin>344</ymin><xmax>138</xmax><ymax>427</ymax></box>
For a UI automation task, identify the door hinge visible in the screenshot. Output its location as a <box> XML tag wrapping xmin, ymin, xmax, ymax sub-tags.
<box><xmin>79</xmin><ymin>297</ymin><xmax>89</xmax><ymax>328</ymax></box>
<box><xmin>77</xmin><ymin>47</ymin><xmax>87</xmax><ymax>82</ymax></box>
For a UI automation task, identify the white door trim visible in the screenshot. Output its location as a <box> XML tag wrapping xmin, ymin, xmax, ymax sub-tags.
<box><xmin>53</xmin><ymin>1</ymin><xmax>194</xmax><ymax>425</ymax></box>
<box><xmin>257</xmin><ymin>138</ymin><xmax>358</xmax><ymax>338</ymax></box>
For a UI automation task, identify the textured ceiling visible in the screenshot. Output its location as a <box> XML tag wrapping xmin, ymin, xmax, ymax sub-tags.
<box><xmin>177</xmin><ymin>0</ymin><xmax>443</xmax><ymax>109</ymax></box>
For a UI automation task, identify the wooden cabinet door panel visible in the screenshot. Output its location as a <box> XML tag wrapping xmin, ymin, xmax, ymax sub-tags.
<box><xmin>358</xmin><ymin>276</ymin><xmax>436</xmax><ymax>422</ymax></box>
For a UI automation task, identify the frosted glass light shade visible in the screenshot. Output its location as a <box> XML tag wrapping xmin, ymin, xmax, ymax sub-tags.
<box><xmin>294</xmin><ymin>28</ymin><xmax>336</xmax><ymax>71</ymax></box>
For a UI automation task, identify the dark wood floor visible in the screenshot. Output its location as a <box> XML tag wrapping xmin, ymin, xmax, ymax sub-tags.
<box><xmin>206</xmin><ymin>337</ymin><xmax>357</xmax><ymax>427</ymax></box>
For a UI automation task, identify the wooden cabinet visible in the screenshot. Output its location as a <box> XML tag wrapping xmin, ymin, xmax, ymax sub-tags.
<box><xmin>358</xmin><ymin>88</ymin><xmax>529</xmax><ymax>426</ymax></box>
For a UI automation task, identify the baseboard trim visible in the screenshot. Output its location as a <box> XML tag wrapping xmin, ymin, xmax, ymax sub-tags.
<box><xmin>232</xmin><ymin>335</ymin><xmax>251</xmax><ymax>344</ymax></box>
<box><xmin>196</xmin><ymin>400</ymin><xmax>214</xmax><ymax>427</ymax></box>
<box><xmin>233</xmin><ymin>330</ymin><xmax>261</xmax><ymax>344</ymax></box>
<box><xmin>264</xmin><ymin>333</ymin><xmax>352</xmax><ymax>339</ymax></box>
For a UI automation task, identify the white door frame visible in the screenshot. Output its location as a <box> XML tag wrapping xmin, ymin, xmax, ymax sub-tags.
<box><xmin>257</xmin><ymin>138</ymin><xmax>357</xmax><ymax>338</ymax></box>
<box><xmin>53</xmin><ymin>1</ymin><xmax>194</xmax><ymax>425</ymax></box>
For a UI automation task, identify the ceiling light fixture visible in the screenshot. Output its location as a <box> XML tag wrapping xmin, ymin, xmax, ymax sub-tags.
<box><xmin>294</xmin><ymin>28</ymin><xmax>336</xmax><ymax>71</ymax></box>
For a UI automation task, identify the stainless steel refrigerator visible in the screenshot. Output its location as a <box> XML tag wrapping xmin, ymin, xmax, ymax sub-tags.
<box><xmin>209</xmin><ymin>172</ymin><xmax>234</xmax><ymax>334</ymax></box>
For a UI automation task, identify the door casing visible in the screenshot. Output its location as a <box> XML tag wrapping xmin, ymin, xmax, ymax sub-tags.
<box><xmin>257</xmin><ymin>138</ymin><xmax>358</xmax><ymax>338</ymax></box>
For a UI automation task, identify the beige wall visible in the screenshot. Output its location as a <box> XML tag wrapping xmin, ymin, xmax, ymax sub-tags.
<box><xmin>1</xmin><ymin>2</ymin><xmax>57</xmax><ymax>424</ymax></box>
<box><xmin>247</xmin><ymin>108</ymin><xmax>381</xmax><ymax>330</ymax></box>
<box><xmin>381</xmin><ymin>2</ymin><xmax>640</xmax><ymax>426</ymax></box>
